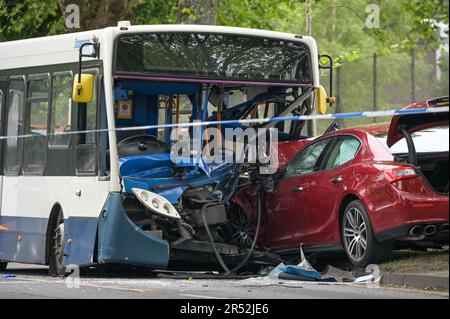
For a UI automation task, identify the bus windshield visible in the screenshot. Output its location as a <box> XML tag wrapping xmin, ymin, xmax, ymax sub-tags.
<box><xmin>114</xmin><ymin>32</ymin><xmax>312</xmax><ymax>84</ymax></box>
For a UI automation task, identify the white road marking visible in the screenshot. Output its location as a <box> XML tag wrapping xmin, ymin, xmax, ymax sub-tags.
<box><xmin>3</xmin><ymin>277</ymin><xmax>153</xmax><ymax>294</ymax></box>
<box><xmin>0</xmin><ymin>281</ymin><xmax>37</xmax><ymax>284</ymax></box>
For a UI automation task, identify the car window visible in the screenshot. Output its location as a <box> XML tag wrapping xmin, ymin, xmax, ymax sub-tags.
<box><xmin>285</xmin><ymin>138</ymin><xmax>330</xmax><ymax>177</ymax></box>
<box><xmin>324</xmin><ymin>136</ymin><xmax>360</xmax><ymax>169</ymax></box>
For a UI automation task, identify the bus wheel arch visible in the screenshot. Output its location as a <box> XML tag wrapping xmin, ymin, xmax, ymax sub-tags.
<box><xmin>46</xmin><ymin>203</ymin><xmax>65</xmax><ymax>276</ymax></box>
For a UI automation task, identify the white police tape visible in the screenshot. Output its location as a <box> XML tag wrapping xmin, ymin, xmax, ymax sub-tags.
<box><xmin>0</xmin><ymin>106</ymin><xmax>448</xmax><ymax>140</ymax></box>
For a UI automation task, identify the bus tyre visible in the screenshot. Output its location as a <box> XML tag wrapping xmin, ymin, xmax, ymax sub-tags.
<box><xmin>342</xmin><ymin>200</ymin><xmax>392</xmax><ymax>268</ymax></box>
<box><xmin>49</xmin><ymin>212</ymin><xmax>66</xmax><ymax>277</ymax></box>
<box><xmin>0</xmin><ymin>262</ymin><xmax>7</xmax><ymax>271</ymax></box>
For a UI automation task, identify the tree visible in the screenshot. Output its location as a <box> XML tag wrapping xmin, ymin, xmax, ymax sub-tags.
<box><xmin>0</xmin><ymin>0</ymin><xmax>64</xmax><ymax>41</ymax></box>
<box><xmin>56</xmin><ymin>0</ymin><xmax>142</xmax><ymax>31</ymax></box>
<box><xmin>134</xmin><ymin>0</ymin><xmax>178</xmax><ymax>25</ymax></box>
<box><xmin>178</xmin><ymin>0</ymin><xmax>218</xmax><ymax>24</ymax></box>
<box><xmin>1</xmin><ymin>0</ymin><xmax>447</xmax><ymax>130</ymax></box>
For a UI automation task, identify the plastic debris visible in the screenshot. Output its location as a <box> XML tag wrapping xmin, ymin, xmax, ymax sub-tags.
<box><xmin>239</xmin><ymin>245</ymin><xmax>380</xmax><ymax>287</ymax></box>
<box><xmin>277</xmin><ymin>245</ymin><xmax>321</xmax><ymax>281</ymax></box>
<box><xmin>267</xmin><ymin>263</ymin><xmax>286</xmax><ymax>278</ymax></box>
<box><xmin>297</xmin><ymin>244</ymin><xmax>316</xmax><ymax>271</ymax></box>
<box><xmin>0</xmin><ymin>274</ymin><xmax>16</xmax><ymax>279</ymax></box>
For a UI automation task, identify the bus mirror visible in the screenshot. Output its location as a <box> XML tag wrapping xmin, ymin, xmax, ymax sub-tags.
<box><xmin>73</xmin><ymin>74</ymin><xmax>94</xmax><ymax>103</ymax></box>
<box><xmin>316</xmin><ymin>85</ymin><xmax>328</xmax><ymax>115</ymax></box>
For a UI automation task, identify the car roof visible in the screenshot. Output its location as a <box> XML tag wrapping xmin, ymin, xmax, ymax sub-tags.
<box><xmin>347</xmin><ymin>122</ymin><xmax>390</xmax><ymax>136</ymax></box>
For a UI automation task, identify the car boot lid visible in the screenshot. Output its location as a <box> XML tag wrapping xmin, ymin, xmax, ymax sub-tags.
<box><xmin>386</xmin><ymin>96</ymin><xmax>449</xmax><ymax>147</ymax></box>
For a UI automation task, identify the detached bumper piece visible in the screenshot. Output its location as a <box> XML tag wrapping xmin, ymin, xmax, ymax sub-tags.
<box><xmin>97</xmin><ymin>193</ymin><xmax>169</xmax><ymax>268</ymax></box>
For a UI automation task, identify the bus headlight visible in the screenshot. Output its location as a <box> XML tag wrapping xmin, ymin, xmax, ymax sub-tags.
<box><xmin>131</xmin><ymin>188</ymin><xmax>181</xmax><ymax>220</ymax></box>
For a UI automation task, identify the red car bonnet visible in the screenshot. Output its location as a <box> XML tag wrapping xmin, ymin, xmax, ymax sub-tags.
<box><xmin>386</xmin><ymin>96</ymin><xmax>449</xmax><ymax>147</ymax></box>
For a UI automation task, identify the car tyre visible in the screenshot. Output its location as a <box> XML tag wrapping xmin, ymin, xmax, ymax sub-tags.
<box><xmin>342</xmin><ymin>200</ymin><xmax>392</xmax><ymax>267</ymax></box>
<box><xmin>49</xmin><ymin>211</ymin><xmax>66</xmax><ymax>277</ymax></box>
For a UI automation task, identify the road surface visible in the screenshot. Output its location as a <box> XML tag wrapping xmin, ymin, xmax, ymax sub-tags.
<box><xmin>0</xmin><ymin>263</ymin><xmax>447</xmax><ymax>299</ymax></box>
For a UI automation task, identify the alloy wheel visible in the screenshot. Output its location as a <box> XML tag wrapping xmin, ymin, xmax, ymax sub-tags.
<box><xmin>343</xmin><ymin>207</ymin><xmax>367</xmax><ymax>262</ymax></box>
<box><xmin>229</xmin><ymin>209</ymin><xmax>254</xmax><ymax>248</ymax></box>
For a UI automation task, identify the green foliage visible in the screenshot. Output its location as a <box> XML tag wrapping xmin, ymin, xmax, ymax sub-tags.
<box><xmin>2</xmin><ymin>0</ymin><xmax>448</xmax><ymax>60</ymax></box>
<box><xmin>218</xmin><ymin>0</ymin><xmax>448</xmax><ymax>61</ymax></box>
<box><xmin>218</xmin><ymin>0</ymin><xmax>299</xmax><ymax>31</ymax></box>
<box><xmin>403</xmin><ymin>0</ymin><xmax>449</xmax><ymax>41</ymax></box>
<box><xmin>0</xmin><ymin>0</ymin><xmax>65</xmax><ymax>42</ymax></box>
<box><xmin>433</xmin><ymin>51</ymin><xmax>450</xmax><ymax>96</ymax></box>
<box><xmin>1</xmin><ymin>0</ymin><xmax>448</xmax><ymax>131</ymax></box>
<box><xmin>134</xmin><ymin>0</ymin><xmax>178</xmax><ymax>25</ymax></box>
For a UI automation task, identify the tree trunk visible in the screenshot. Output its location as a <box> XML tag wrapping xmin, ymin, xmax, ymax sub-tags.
<box><xmin>57</xmin><ymin>0</ymin><xmax>139</xmax><ymax>31</ymax></box>
<box><xmin>178</xmin><ymin>0</ymin><xmax>218</xmax><ymax>25</ymax></box>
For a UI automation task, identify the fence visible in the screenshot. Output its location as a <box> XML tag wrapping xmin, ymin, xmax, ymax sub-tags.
<box><xmin>316</xmin><ymin>48</ymin><xmax>449</xmax><ymax>134</ymax></box>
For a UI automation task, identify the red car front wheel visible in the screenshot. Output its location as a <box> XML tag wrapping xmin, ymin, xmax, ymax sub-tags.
<box><xmin>342</xmin><ymin>200</ymin><xmax>393</xmax><ymax>267</ymax></box>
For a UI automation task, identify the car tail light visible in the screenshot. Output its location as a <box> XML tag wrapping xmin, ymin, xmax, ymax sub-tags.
<box><xmin>382</xmin><ymin>166</ymin><xmax>417</xmax><ymax>183</ymax></box>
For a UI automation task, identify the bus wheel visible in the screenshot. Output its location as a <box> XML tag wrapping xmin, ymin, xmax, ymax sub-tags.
<box><xmin>49</xmin><ymin>212</ymin><xmax>66</xmax><ymax>277</ymax></box>
<box><xmin>0</xmin><ymin>262</ymin><xmax>7</xmax><ymax>271</ymax></box>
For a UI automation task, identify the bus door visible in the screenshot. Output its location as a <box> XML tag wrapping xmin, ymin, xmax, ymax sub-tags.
<box><xmin>70</xmin><ymin>70</ymin><xmax>109</xmax><ymax>218</ymax></box>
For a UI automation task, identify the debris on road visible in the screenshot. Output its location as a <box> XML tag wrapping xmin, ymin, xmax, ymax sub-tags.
<box><xmin>238</xmin><ymin>246</ymin><xmax>378</xmax><ymax>287</ymax></box>
<box><xmin>278</xmin><ymin>245</ymin><xmax>322</xmax><ymax>281</ymax></box>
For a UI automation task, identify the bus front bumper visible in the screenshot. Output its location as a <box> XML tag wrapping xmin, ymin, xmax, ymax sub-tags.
<box><xmin>96</xmin><ymin>192</ymin><xmax>169</xmax><ymax>268</ymax></box>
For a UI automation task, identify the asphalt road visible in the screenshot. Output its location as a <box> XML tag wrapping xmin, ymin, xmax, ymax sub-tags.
<box><xmin>0</xmin><ymin>263</ymin><xmax>447</xmax><ymax>299</ymax></box>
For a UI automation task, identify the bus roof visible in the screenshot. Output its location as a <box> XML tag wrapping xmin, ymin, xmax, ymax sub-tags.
<box><xmin>0</xmin><ymin>24</ymin><xmax>319</xmax><ymax>87</ymax></box>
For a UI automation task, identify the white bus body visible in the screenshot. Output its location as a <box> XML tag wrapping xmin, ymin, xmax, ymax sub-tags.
<box><xmin>0</xmin><ymin>24</ymin><xmax>320</xmax><ymax>273</ymax></box>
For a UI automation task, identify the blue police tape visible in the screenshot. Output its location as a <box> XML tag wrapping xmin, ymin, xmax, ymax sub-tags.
<box><xmin>0</xmin><ymin>106</ymin><xmax>448</xmax><ymax>140</ymax></box>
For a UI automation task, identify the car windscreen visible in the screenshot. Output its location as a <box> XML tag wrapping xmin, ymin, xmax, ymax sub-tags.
<box><xmin>114</xmin><ymin>33</ymin><xmax>312</xmax><ymax>84</ymax></box>
<box><xmin>376</xmin><ymin>125</ymin><xmax>449</xmax><ymax>154</ymax></box>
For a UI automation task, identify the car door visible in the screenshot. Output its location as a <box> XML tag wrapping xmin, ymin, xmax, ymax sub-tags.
<box><xmin>264</xmin><ymin>138</ymin><xmax>333</xmax><ymax>249</ymax></box>
<box><xmin>294</xmin><ymin>135</ymin><xmax>362</xmax><ymax>246</ymax></box>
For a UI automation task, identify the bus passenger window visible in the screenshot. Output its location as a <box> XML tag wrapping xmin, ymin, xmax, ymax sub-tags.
<box><xmin>4</xmin><ymin>79</ymin><xmax>24</xmax><ymax>175</ymax></box>
<box><xmin>76</xmin><ymin>73</ymin><xmax>97</xmax><ymax>174</ymax></box>
<box><xmin>23</xmin><ymin>77</ymin><xmax>49</xmax><ymax>174</ymax></box>
<box><xmin>50</xmin><ymin>74</ymin><xmax>72</xmax><ymax>146</ymax></box>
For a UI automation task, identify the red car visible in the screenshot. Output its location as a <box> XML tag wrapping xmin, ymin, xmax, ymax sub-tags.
<box><xmin>233</xmin><ymin>97</ymin><xmax>449</xmax><ymax>267</ymax></box>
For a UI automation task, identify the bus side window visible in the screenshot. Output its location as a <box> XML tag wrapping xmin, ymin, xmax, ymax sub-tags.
<box><xmin>23</xmin><ymin>75</ymin><xmax>49</xmax><ymax>174</ymax></box>
<box><xmin>4</xmin><ymin>78</ymin><xmax>25</xmax><ymax>175</ymax></box>
<box><xmin>49</xmin><ymin>73</ymin><xmax>72</xmax><ymax>147</ymax></box>
<box><xmin>75</xmin><ymin>71</ymin><xmax>97</xmax><ymax>174</ymax></box>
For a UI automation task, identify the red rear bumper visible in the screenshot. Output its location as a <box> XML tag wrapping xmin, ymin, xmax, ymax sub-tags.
<box><xmin>370</xmin><ymin>188</ymin><xmax>449</xmax><ymax>242</ymax></box>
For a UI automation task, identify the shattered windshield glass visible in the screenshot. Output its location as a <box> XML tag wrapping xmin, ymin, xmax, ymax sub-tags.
<box><xmin>115</xmin><ymin>33</ymin><xmax>312</xmax><ymax>84</ymax></box>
